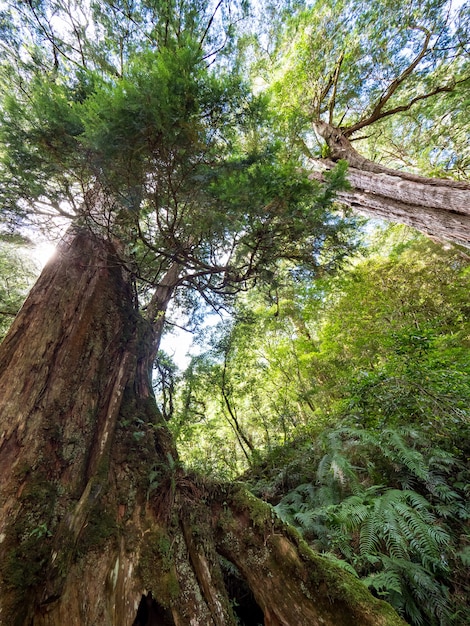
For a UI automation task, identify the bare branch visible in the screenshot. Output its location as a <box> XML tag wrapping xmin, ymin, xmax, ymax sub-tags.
<box><xmin>199</xmin><ymin>0</ymin><xmax>225</xmax><ymax>51</ymax></box>
<box><xmin>345</xmin><ymin>75</ymin><xmax>469</xmax><ymax>137</ymax></box>
<box><xmin>343</xmin><ymin>26</ymin><xmax>433</xmax><ymax>136</ymax></box>
<box><xmin>328</xmin><ymin>52</ymin><xmax>344</xmax><ymax>124</ymax></box>
<box><xmin>26</xmin><ymin>0</ymin><xmax>87</xmax><ymax>70</ymax></box>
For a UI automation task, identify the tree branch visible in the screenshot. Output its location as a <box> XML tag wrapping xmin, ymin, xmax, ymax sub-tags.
<box><xmin>328</xmin><ymin>52</ymin><xmax>344</xmax><ymax>124</ymax></box>
<box><xmin>343</xmin><ymin>26</ymin><xmax>433</xmax><ymax>136</ymax></box>
<box><xmin>198</xmin><ymin>0</ymin><xmax>225</xmax><ymax>52</ymax></box>
<box><xmin>220</xmin><ymin>351</ymin><xmax>255</xmax><ymax>458</ymax></box>
<box><xmin>350</xmin><ymin>77</ymin><xmax>469</xmax><ymax>134</ymax></box>
<box><xmin>26</xmin><ymin>0</ymin><xmax>87</xmax><ymax>71</ymax></box>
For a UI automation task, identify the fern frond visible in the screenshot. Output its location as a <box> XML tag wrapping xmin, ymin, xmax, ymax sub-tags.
<box><xmin>363</xmin><ymin>569</ymin><xmax>403</xmax><ymax>596</ymax></box>
<box><xmin>321</xmin><ymin>552</ymin><xmax>359</xmax><ymax>578</ymax></box>
<box><xmin>359</xmin><ymin>508</ymin><xmax>381</xmax><ymax>556</ymax></box>
<box><xmin>293</xmin><ymin>508</ymin><xmax>318</xmax><ymax>530</ymax></box>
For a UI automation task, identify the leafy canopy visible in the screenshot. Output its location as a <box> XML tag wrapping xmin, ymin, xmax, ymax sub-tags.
<box><xmin>263</xmin><ymin>0</ymin><xmax>470</xmax><ymax>174</ymax></box>
<box><xmin>0</xmin><ymin>0</ymin><xmax>359</xmax><ymax>306</ymax></box>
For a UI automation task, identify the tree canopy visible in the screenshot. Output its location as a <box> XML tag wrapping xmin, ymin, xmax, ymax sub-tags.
<box><xmin>0</xmin><ymin>0</ymin><xmax>361</xmax><ymax>325</ymax></box>
<box><xmin>267</xmin><ymin>0</ymin><xmax>469</xmax><ymax>175</ymax></box>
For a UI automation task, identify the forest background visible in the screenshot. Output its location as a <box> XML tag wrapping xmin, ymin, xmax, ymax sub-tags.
<box><xmin>0</xmin><ymin>0</ymin><xmax>469</xmax><ymax>625</ymax></box>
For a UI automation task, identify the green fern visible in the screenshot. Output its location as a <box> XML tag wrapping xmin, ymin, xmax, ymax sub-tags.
<box><xmin>321</xmin><ymin>552</ymin><xmax>359</xmax><ymax>578</ymax></box>
<box><xmin>273</xmin><ymin>425</ymin><xmax>466</xmax><ymax>625</ymax></box>
<box><xmin>363</xmin><ymin>568</ymin><xmax>403</xmax><ymax>596</ymax></box>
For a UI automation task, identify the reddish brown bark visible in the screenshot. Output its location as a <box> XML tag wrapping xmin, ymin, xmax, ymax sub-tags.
<box><xmin>0</xmin><ymin>228</ymin><xmax>406</xmax><ymax>625</ymax></box>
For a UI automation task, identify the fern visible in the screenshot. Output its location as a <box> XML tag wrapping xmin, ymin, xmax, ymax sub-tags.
<box><xmin>321</xmin><ymin>552</ymin><xmax>359</xmax><ymax>578</ymax></box>
<box><xmin>272</xmin><ymin>424</ymin><xmax>465</xmax><ymax>625</ymax></box>
<box><xmin>363</xmin><ymin>568</ymin><xmax>403</xmax><ymax>596</ymax></box>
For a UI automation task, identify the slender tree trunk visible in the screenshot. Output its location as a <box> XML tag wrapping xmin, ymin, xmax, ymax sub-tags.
<box><xmin>313</xmin><ymin>120</ymin><xmax>470</xmax><ymax>246</ymax></box>
<box><xmin>0</xmin><ymin>228</ymin><xmax>405</xmax><ymax>625</ymax></box>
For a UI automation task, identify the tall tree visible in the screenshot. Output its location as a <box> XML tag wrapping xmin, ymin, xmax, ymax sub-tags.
<box><xmin>266</xmin><ymin>0</ymin><xmax>470</xmax><ymax>244</ymax></box>
<box><xmin>0</xmin><ymin>1</ymin><xmax>404</xmax><ymax>625</ymax></box>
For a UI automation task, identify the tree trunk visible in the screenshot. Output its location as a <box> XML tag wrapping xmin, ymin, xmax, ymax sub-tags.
<box><xmin>0</xmin><ymin>228</ymin><xmax>405</xmax><ymax>625</ymax></box>
<box><xmin>313</xmin><ymin>120</ymin><xmax>470</xmax><ymax>246</ymax></box>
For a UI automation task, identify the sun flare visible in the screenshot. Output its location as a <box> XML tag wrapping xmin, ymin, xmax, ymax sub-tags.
<box><xmin>32</xmin><ymin>242</ymin><xmax>57</xmax><ymax>269</ymax></box>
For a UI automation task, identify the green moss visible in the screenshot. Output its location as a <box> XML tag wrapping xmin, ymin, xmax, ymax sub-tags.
<box><xmin>75</xmin><ymin>507</ymin><xmax>117</xmax><ymax>555</ymax></box>
<box><xmin>12</xmin><ymin>461</ymin><xmax>32</xmax><ymax>481</ymax></box>
<box><xmin>20</xmin><ymin>473</ymin><xmax>58</xmax><ymax>509</ymax></box>
<box><xmin>3</xmin><ymin>474</ymin><xmax>58</xmax><ymax>580</ymax></box>
<box><xmin>138</xmin><ymin>527</ymin><xmax>181</xmax><ymax>609</ymax></box>
<box><xmin>282</xmin><ymin>525</ymin><xmax>406</xmax><ymax>624</ymax></box>
<box><xmin>229</xmin><ymin>483</ymin><xmax>278</xmax><ymax>531</ymax></box>
<box><xmin>1</xmin><ymin>533</ymin><xmax>51</xmax><ymax>591</ymax></box>
<box><xmin>0</xmin><ymin>517</ymin><xmax>54</xmax><ymax>625</ymax></box>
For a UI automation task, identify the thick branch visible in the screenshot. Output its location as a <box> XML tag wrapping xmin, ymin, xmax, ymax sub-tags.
<box><xmin>144</xmin><ymin>262</ymin><xmax>182</xmax><ymax>357</ymax></box>
<box><xmin>311</xmin><ymin>120</ymin><xmax>470</xmax><ymax>244</ymax></box>
<box><xmin>310</xmin><ymin>165</ymin><xmax>470</xmax><ymax>246</ymax></box>
<box><xmin>314</xmin><ymin>120</ymin><xmax>470</xmax><ymax>187</ymax></box>
<box><xmin>344</xmin><ymin>81</ymin><xmax>463</xmax><ymax>136</ymax></box>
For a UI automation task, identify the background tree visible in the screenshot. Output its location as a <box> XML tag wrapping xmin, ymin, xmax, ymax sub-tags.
<box><xmin>262</xmin><ymin>0</ymin><xmax>470</xmax><ymax>244</ymax></box>
<box><xmin>0</xmin><ymin>236</ymin><xmax>37</xmax><ymax>341</ymax></box>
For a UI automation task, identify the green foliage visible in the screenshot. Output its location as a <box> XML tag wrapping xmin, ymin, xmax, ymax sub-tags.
<box><xmin>79</xmin><ymin>44</ymin><xmax>226</xmax><ymax>196</ymax></box>
<box><xmin>272</xmin><ymin>424</ymin><xmax>469</xmax><ymax>626</ymax></box>
<box><xmin>0</xmin><ymin>0</ymin><xmax>360</xmax><ymax>310</ymax></box>
<box><xmin>317</xmin><ymin>229</ymin><xmax>470</xmax><ymax>431</ymax></box>
<box><xmin>174</xmin><ymin>227</ymin><xmax>469</xmax><ymax>473</ymax></box>
<box><xmin>172</xmin><ymin>226</ymin><xmax>470</xmax><ymax>623</ymax></box>
<box><xmin>0</xmin><ymin>241</ymin><xmax>37</xmax><ymax>341</ymax></box>
<box><xmin>262</xmin><ymin>0</ymin><xmax>470</xmax><ymax>175</ymax></box>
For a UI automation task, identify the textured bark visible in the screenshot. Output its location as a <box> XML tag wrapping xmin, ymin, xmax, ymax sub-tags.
<box><xmin>0</xmin><ymin>228</ymin><xmax>406</xmax><ymax>625</ymax></box>
<box><xmin>313</xmin><ymin>120</ymin><xmax>470</xmax><ymax>246</ymax></box>
<box><xmin>0</xmin><ymin>227</ymin><xmax>145</xmax><ymax>625</ymax></box>
<box><xmin>212</xmin><ymin>488</ymin><xmax>405</xmax><ymax>626</ymax></box>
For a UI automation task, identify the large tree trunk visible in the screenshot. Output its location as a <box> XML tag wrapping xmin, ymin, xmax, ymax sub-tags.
<box><xmin>0</xmin><ymin>228</ymin><xmax>405</xmax><ymax>625</ymax></box>
<box><xmin>313</xmin><ymin>121</ymin><xmax>470</xmax><ymax>246</ymax></box>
